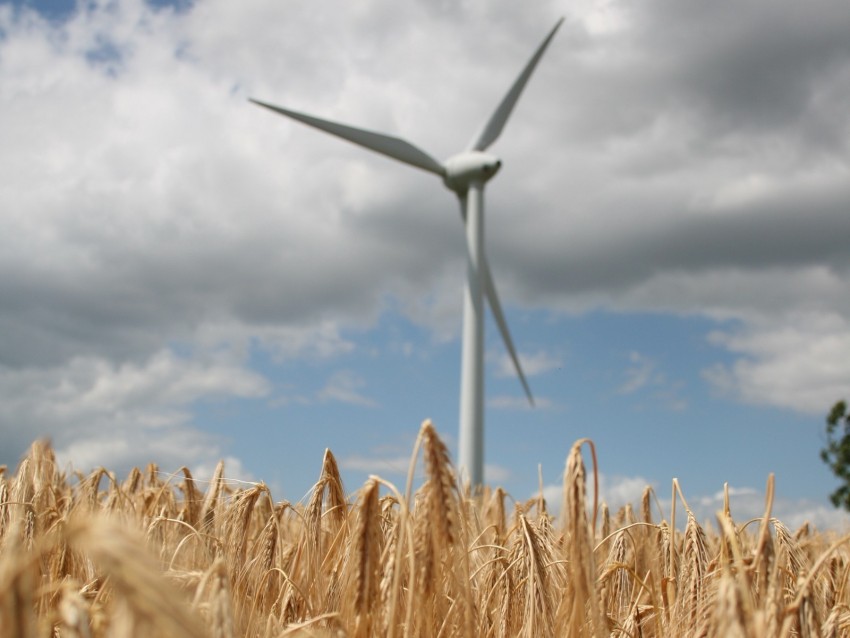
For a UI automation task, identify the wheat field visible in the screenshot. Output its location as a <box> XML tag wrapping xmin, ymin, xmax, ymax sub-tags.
<box><xmin>1</xmin><ymin>419</ymin><xmax>849</xmax><ymax>637</ymax></box>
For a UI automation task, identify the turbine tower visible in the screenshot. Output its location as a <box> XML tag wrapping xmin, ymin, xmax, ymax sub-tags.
<box><xmin>252</xmin><ymin>19</ymin><xmax>563</xmax><ymax>486</ymax></box>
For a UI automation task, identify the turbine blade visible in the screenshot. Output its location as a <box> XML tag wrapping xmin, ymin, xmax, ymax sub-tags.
<box><xmin>250</xmin><ymin>98</ymin><xmax>445</xmax><ymax>176</ymax></box>
<box><xmin>469</xmin><ymin>18</ymin><xmax>564</xmax><ymax>152</ymax></box>
<box><xmin>458</xmin><ymin>192</ymin><xmax>534</xmax><ymax>405</ymax></box>
<box><xmin>481</xmin><ymin>255</ymin><xmax>535</xmax><ymax>406</ymax></box>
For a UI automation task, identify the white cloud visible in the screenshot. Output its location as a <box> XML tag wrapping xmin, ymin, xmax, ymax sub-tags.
<box><xmin>539</xmin><ymin>472</ymin><xmax>655</xmax><ymax>517</ymax></box>
<box><xmin>540</xmin><ymin>474</ymin><xmax>850</xmax><ymax>532</ymax></box>
<box><xmin>317</xmin><ymin>370</ymin><xmax>378</xmax><ymax>408</ymax></box>
<box><xmin>573</xmin><ymin>0</ymin><xmax>630</xmax><ymax>36</ymax></box>
<box><xmin>689</xmin><ymin>485</ymin><xmax>850</xmax><ymax>532</ymax></box>
<box><xmin>619</xmin><ymin>351</ymin><xmax>657</xmax><ymax>394</ymax></box>
<box><xmin>340</xmin><ymin>454</ymin><xmax>413</xmax><ymax>476</ymax></box>
<box><xmin>618</xmin><ymin>352</ymin><xmax>688</xmax><ymax>411</ymax></box>
<box><xmin>775</xmin><ymin>502</ymin><xmax>850</xmax><ymax>532</ymax></box>
<box><xmin>704</xmin><ymin>312</ymin><xmax>850</xmax><ymax>414</ymax></box>
<box><xmin>600</xmin><ymin>474</ymin><xmax>655</xmax><ymax>510</ymax></box>
<box><xmin>195</xmin><ymin>321</ymin><xmax>356</xmax><ymax>364</ymax></box>
<box><xmin>708</xmin><ymin>173</ymin><xmax>776</xmax><ymax>212</ymax></box>
<box><xmin>0</xmin><ymin>350</ymin><xmax>269</xmax><ymax>427</ymax></box>
<box><xmin>191</xmin><ymin>456</ymin><xmax>259</xmax><ymax>489</ymax></box>
<box><xmin>495</xmin><ymin>349</ymin><xmax>563</xmax><ymax>378</ymax></box>
<box><xmin>485</xmin><ymin>463</ymin><xmax>512</xmax><ymax>484</ymax></box>
<box><xmin>1</xmin><ymin>349</ymin><xmax>269</xmax><ymax>473</ymax></box>
<box><xmin>541</xmin><ymin>483</ymin><xmax>564</xmax><ymax>512</ymax></box>
<box><xmin>339</xmin><ymin>452</ymin><xmax>510</xmax><ymax>486</ymax></box>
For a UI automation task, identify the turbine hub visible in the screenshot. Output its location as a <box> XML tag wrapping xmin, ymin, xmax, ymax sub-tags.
<box><xmin>442</xmin><ymin>151</ymin><xmax>502</xmax><ymax>193</ymax></box>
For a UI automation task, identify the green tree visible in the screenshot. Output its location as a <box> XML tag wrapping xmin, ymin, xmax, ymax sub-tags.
<box><xmin>821</xmin><ymin>400</ymin><xmax>850</xmax><ymax>510</ymax></box>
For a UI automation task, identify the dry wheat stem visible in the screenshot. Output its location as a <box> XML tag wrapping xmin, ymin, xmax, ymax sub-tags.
<box><xmin>2</xmin><ymin>435</ymin><xmax>849</xmax><ymax>638</ymax></box>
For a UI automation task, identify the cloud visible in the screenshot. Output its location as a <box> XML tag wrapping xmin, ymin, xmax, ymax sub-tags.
<box><xmin>539</xmin><ymin>472</ymin><xmax>654</xmax><ymax>517</ymax></box>
<box><xmin>340</xmin><ymin>453</ymin><xmax>413</xmax><ymax>477</ymax></box>
<box><xmin>485</xmin><ymin>463</ymin><xmax>512</xmax><ymax>484</ymax></box>
<box><xmin>0</xmin><ymin>349</ymin><xmax>269</xmax><ymax>472</ymax></box>
<box><xmin>690</xmin><ymin>485</ymin><xmax>850</xmax><ymax>532</ymax></box>
<box><xmin>2</xmin><ymin>0</ymin><xmax>850</xmax><ymax>478</ymax></box>
<box><xmin>540</xmin><ymin>473</ymin><xmax>850</xmax><ymax>532</ymax></box>
<box><xmin>495</xmin><ymin>349</ymin><xmax>562</xmax><ymax>378</ymax></box>
<box><xmin>340</xmin><ymin>450</ymin><xmax>510</xmax><ymax>485</ymax></box>
<box><xmin>600</xmin><ymin>474</ymin><xmax>655</xmax><ymax>510</ymax></box>
<box><xmin>704</xmin><ymin>312</ymin><xmax>850</xmax><ymax>414</ymax></box>
<box><xmin>618</xmin><ymin>352</ymin><xmax>687</xmax><ymax>411</ymax></box>
<box><xmin>317</xmin><ymin>370</ymin><xmax>378</xmax><ymax>408</ymax></box>
<box><xmin>187</xmin><ymin>456</ymin><xmax>258</xmax><ymax>489</ymax></box>
<box><xmin>619</xmin><ymin>351</ymin><xmax>656</xmax><ymax>394</ymax></box>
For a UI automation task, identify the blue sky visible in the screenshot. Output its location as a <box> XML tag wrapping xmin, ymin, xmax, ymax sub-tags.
<box><xmin>2</xmin><ymin>0</ymin><xmax>850</xmax><ymax>528</ymax></box>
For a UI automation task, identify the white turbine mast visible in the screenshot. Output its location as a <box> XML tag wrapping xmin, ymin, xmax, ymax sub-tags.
<box><xmin>251</xmin><ymin>19</ymin><xmax>563</xmax><ymax>487</ymax></box>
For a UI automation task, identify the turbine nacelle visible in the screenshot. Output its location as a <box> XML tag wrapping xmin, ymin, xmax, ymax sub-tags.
<box><xmin>442</xmin><ymin>151</ymin><xmax>502</xmax><ymax>193</ymax></box>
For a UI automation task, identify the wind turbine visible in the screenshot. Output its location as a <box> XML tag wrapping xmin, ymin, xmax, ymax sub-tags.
<box><xmin>251</xmin><ymin>19</ymin><xmax>563</xmax><ymax>486</ymax></box>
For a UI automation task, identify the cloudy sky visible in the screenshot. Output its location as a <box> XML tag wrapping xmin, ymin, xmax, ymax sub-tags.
<box><xmin>2</xmin><ymin>0</ymin><xmax>850</xmax><ymax>527</ymax></box>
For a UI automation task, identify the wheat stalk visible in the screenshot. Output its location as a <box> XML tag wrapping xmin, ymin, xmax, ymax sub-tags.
<box><xmin>1</xmin><ymin>430</ymin><xmax>850</xmax><ymax>637</ymax></box>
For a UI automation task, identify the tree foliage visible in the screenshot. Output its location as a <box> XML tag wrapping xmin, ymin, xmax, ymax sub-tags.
<box><xmin>821</xmin><ymin>400</ymin><xmax>850</xmax><ymax>510</ymax></box>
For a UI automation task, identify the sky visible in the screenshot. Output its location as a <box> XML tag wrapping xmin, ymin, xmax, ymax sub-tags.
<box><xmin>2</xmin><ymin>0</ymin><xmax>850</xmax><ymax>529</ymax></box>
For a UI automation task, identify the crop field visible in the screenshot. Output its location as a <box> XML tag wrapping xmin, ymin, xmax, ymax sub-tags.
<box><xmin>1</xmin><ymin>419</ymin><xmax>849</xmax><ymax>637</ymax></box>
